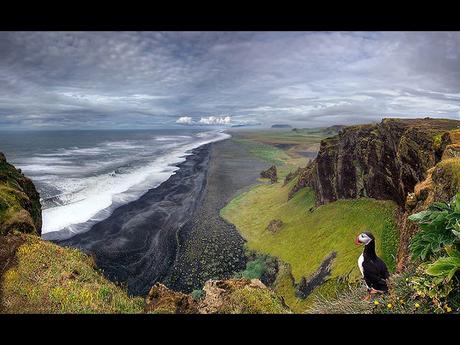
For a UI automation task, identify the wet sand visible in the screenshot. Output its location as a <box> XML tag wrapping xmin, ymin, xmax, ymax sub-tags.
<box><xmin>57</xmin><ymin>138</ymin><xmax>268</xmax><ymax>295</ymax></box>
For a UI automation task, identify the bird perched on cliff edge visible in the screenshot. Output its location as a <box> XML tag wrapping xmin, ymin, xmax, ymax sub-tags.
<box><xmin>355</xmin><ymin>231</ymin><xmax>389</xmax><ymax>300</ymax></box>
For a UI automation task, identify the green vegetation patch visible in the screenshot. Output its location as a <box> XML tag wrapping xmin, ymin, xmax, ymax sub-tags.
<box><xmin>237</xmin><ymin>257</ymin><xmax>266</xmax><ymax>280</ymax></box>
<box><xmin>221</xmin><ymin>181</ymin><xmax>398</xmax><ymax>313</ymax></box>
<box><xmin>191</xmin><ymin>289</ymin><xmax>204</xmax><ymax>301</ymax></box>
<box><xmin>233</xmin><ymin>127</ymin><xmax>339</xmax><ymax>146</ymax></box>
<box><xmin>433</xmin><ymin>133</ymin><xmax>443</xmax><ymax>151</ymax></box>
<box><xmin>219</xmin><ymin>284</ymin><xmax>291</xmax><ymax>314</ymax></box>
<box><xmin>437</xmin><ymin>158</ymin><xmax>460</xmax><ymax>188</ymax></box>
<box><xmin>232</xmin><ymin>138</ymin><xmax>305</xmax><ymax>180</ymax></box>
<box><xmin>1</xmin><ymin>233</ymin><xmax>144</xmax><ymax>313</ymax></box>
<box><xmin>0</xmin><ymin>156</ymin><xmax>41</xmax><ymax>235</ymax></box>
<box><xmin>233</xmin><ymin>138</ymin><xmax>290</xmax><ymax>166</ymax></box>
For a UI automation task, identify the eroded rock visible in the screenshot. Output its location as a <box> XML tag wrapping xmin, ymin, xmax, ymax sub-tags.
<box><xmin>260</xmin><ymin>165</ymin><xmax>278</xmax><ymax>183</ymax></box>
<box><xmin>145</xmin><ymin>283</ymin><xmax>198</xmax><ymax>314</ymax></box>
<box><xmin>266</xmin><ymin>219</ymin><xmax>283</xmax><ymax>233</ymax></box>
<box><xmin>145</xmin><ymin>278</ymin><xmax>291</xmax><ymax>314</ymax></box>
<box><xmin>291</xmin><ymin>118</ymin><xmax>460</xmax><ymax>206</ymax></box>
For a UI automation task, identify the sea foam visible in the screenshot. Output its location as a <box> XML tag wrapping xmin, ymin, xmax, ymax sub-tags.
<box><xmin>39</xmin><ymin>131</ymin><xmax>230</xmax><ymax>239</ymax></box>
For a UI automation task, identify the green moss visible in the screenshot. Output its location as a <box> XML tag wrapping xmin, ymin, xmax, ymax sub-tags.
<box><xmin>1</xmin><ymin>234</ymin><xmax>144</xmax><ymax>313</ymax></box>
<box><xmin>236</xmin><ymin>257</ymin><xmax>266</xmax><ymax>280</ymax></box>
<box><xmin>0</xmin><ymin>156</ymin><xmax>41</xmax><ymax>235</ymax></box>
<box><xmin>0</xmin><ymin>186</ymin><xmax>36</xmax><ymax>235</ymax></box>
<box><xmin>220</xmin><ymin>285</ymin><xmax>290</xmax><ymax>314</ymax></box>
<box><xmin>191</xmin><ymin>289</ymin><xmax>204</xmax><ymax>301</ymax></box>
<box><xmin>433</xmin><ymin>133</ymin><xmax>443</xmax><ymax>151</ymax></box>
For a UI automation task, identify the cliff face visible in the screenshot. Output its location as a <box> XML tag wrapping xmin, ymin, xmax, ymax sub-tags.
<box><xmin>0</xmin><ymin>153</ymin><xmax>41</xmax><ymax>236</ymax></box>
<box><xmin>294</xmin><ymin>118</ymin><xmax>460</xmax><ymax>207</ymax></box>
<box><xmin>396</xmin><ymin>128</ymin><xmax>460</xmax><ymax>269</ymax></box>
<box><xmin>291</xmin><ymin>118</ymin><xmax>460</xmax><ymax>270</ymax></box>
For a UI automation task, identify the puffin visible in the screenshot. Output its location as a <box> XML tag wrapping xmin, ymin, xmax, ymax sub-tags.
<box><xmin>355</xmin><ymin>231</ymin><xmax>389</xmax><ymax>297</ymax></box>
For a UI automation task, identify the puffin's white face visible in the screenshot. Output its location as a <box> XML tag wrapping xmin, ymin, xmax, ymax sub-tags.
<box><xmin>355</xmin><ymin>232</ymin><xmax>373</xmax><ymax>245</ymax></box>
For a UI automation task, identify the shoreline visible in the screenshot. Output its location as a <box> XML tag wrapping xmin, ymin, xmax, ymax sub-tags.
<box><xmin>41</xmin><ymin>130</ymin><xmax>230</xmax><ymax>240</ymax></box>
<box><xmin>57</xmin><ymin>138</ymin><xmax>269</xmax><ymax>295</ymax></box>
<box><xmin>57</xmin><ymin>143</ymin><xmax>212</xmax><ymax>296</ymax></box>
<box><xmin>164</xmin><ymin>139</ymin><xmax>269</xmax><ymax>292</ymax></box>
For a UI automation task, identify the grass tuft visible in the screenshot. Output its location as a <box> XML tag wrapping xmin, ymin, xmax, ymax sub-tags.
<box><xmin>1</xmin><ymin>233</ymin><xmax>144</xmax><ymax>313</ymax></box>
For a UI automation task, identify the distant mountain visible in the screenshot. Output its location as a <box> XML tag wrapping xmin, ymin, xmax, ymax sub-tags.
<box><xmin>271</xmin><ymin>124</ymin><xmax>292</xmax><ymax>128</ymax></box>
<box><xmin>325</xmin><ymin>125</ymin><xmax>346</xmax><ymax>133</ymax></box>
<box><xmin>231</xmin><ymin>122</ymin><xmax>261</xmax><ymax>128</ymax></box>
<box><xmin>291</xmin><ymin>125</ymin><xmax>345</xmax><ymax>135</ymax></box>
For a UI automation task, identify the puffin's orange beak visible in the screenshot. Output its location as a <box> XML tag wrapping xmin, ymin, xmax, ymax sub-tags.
<box><xmin>355</xmin><ymin>236</ymin><xmax>362</xmax><ymax>246</ymax></box>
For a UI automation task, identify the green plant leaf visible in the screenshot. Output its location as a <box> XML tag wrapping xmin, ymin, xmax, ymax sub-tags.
<box><xmin>446</xmin><ymin>268</ymin><xmax>458</xmax><ymax>282</ymax></box>
<box><xmin>408</xmin><ymin>210</ymin><xmax>431</xmax><ymax>222</ymax></box>
<box><xmin>454</xmin><ymin>193</ymin><xmax>460</xmax><ymax>213</ymax></box>
<box><xmin>445</xmin><ymin>245</ymin><xmax>460</xmax><ymax>259</ymax></box>
<box><xmin>430</xmin><ymin>202</ymin><xmax>452</xmax><ymax>212</ymax></box>
<box><xmin>426</xmin><ymin>257</ymin><xmax>460</xmax><ymax>278</ymax></box>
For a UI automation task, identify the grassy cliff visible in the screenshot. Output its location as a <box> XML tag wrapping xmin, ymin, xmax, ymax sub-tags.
<box><xmin>0</xmin><ymin>153</ymin><xmax>144</xmax><ymax>313</ymax></box>
<box><xmin>221</xmin><ymin>129</ymin><xmax>399</xmax><ymax>313</ymax></box>
<box><xmin>0</xmin><ymin>153</ymin><xmax>41</xmax><ymax>236</ymax></box>
<box><xmin>1</xmin><ymin>232</ymin><xmax>144</xmax><ymax>313</ymax></box>
<box><xmin>221</xmin><ymin>175</ymin><xmax>398</xmax><ymax>312</ymax></box>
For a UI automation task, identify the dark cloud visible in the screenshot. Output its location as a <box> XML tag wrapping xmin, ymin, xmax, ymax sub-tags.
<box><xmin>0</xmin><ymin>31</ymin><xmax>459</xmax><ymax>129</ymax></box>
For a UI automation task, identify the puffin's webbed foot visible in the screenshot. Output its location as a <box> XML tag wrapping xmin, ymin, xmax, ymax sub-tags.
<box><xmin>369</xmin><ymin>288</ymin><xmax>381</xmax><ymax>295</ymax></box>
<box><xmin>363</xmin><ymin>293</ymin><xmax>372</xmax><ymax>301</ymax></box>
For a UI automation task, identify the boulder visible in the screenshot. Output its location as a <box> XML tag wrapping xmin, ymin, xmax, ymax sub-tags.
<box><xmin>260</xmin><ymin>165</ymin><xmax>278</xmax><ymax>183</ymax></box>
<box><xmin>266</xmin><ymin>219</ymin><xmax>283</xmax><ymax>233</ymax></box>
<box><xmin>145</xmin><ymin>283</ymin><xmax>198</xmax><ymax>314</ymax></box>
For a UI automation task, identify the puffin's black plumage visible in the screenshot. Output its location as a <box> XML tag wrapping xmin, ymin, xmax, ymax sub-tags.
<box><xmin>357</xmin><ymin>232</ymin><xmax>389</xmax><ymax>292</ymax></box>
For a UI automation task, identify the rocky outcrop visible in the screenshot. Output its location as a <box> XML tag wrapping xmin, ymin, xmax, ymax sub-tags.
<box><xmin>288</xmin><ymin>161</ymin><xmax>315</xmax><ymax>199</ymax></box>
<box><xmin>396</xmin><ymin>128</ymin><xmax>460</xmax><ymax>270</ymax></box>
<box><xmin>260</xmin><ymin>165</ymin><xmax>278</xmax><ymax>183</ymax></box>
<box><xmin>145</xmin><ymin>278</ymin><xmax>292</xmax><ymax>314</ymax></box>
<box><xmin>295</xmin><ymin>251</ymin><xmax>337</xmax><ymax>299</ymax></box>
<box><xmin>266</xmin><ymin>219</ymin><xmax>283</xmax><ymax>233</ymax></box>
<box><xmin>145</xmin><ymin>283</ymin><xmax>198</xmax><ymax>314</ymax></box>
<box><xmin>289</xmin><ymin>119</ymin><xmax>460</xmax><ymax>270</ymax></box>
<box><xmin>0</xmin><ymin>153</ymin><xmax>41</xmax><ymax>236</ymax></box>
<box><xmin>292</xmin><ymin>118</ymin><xmax>460</xmax><ymax>207</ymax></box>
<box><xmin>283</xmin><ymin>167</ymin><xmax>301</xmax><ymax>186</ymax></box>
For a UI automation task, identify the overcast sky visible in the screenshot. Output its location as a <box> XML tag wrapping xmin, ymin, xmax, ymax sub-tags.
<box><xmin>0</xmin><ymin>31</ymin><xmax>459</xmax><ymax>129</ymax></box>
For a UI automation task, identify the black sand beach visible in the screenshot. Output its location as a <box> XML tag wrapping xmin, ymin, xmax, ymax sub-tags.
<box><xmin>164</xmin><ymin>139</ymin><xmax>268</xmax><ymax>292</ymax></box>
<box><xmin>58</xmin><ymin>138</ymin><xmax>268</xmax><ymax>295</ymax></box>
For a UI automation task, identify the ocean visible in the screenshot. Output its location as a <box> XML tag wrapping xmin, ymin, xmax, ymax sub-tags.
<box><xmin>0</xmin><ymin>128</ymin><xmax>229</xmax><ymax>240</ymax></box>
